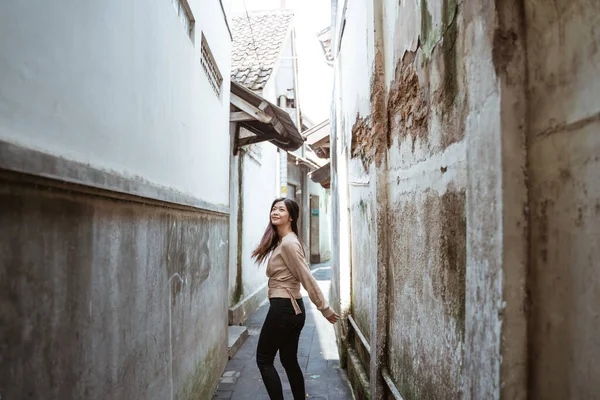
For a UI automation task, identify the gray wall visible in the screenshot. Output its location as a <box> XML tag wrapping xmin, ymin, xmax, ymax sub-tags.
<box><xmin>526</xmin><ymin>0</ymin><xmax>600</xmax><ymax>397</ymax></box>
<box><xmin>0</xmin><ymin>169</ymin><xmax>229</xmax><ymax>400</ymax></box>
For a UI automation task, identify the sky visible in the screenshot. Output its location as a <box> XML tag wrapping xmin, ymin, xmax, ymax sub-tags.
<box><xmin>231</xmin><ymin>0</ymin><xmax>333</xmax><ymax>124</ymax></box>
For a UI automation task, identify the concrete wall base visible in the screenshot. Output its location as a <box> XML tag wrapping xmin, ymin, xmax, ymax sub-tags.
<box><xmin>228</xmin><ymin>326</ymin><xmax>249</xmax><ymax>359</ymax></box>
<box><xmin>229</xmin><ymin>282</ymin><xmax>268</xmax><ymax>325</ymax></box>
<box><xmin>345</xmin><ymin>344</ymin><xmax>371</xmax><ymax>400</ymax></box>
<box><xmin>0</xmin><ymin>168</ymin><xmax>229</xmax><ymax>400</ymax></box>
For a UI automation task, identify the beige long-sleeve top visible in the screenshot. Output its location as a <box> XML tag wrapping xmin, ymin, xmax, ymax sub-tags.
<box><xmin>267</xmin><ymin>232</ymin><xmax>334</xmax><ymax>318</ymax></box>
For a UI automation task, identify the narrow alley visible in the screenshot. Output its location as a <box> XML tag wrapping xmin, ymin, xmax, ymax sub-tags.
<box><xmin>215</xmin><ymin>262</ymin><xmax>353</xmax><ymax>399</ymax></box>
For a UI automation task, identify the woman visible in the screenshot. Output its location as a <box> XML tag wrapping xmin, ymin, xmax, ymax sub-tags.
<box><xmin>251</xmin><ymin>197</ymin><xmax>340</xmax><ymax>399</ymax></box>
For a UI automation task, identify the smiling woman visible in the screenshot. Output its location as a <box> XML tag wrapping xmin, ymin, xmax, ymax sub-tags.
<box><xmin>251</xmin><ymin>197</ymin><xmax>339</xmax><ymax>399</ymax></box>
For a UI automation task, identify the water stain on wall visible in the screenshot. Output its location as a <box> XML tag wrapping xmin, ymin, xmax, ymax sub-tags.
<box><xmin>384</xmin><ymin>187</ymin><xmax>466</xmax><ymax>399</ymax></box>
<box><xmin>166</xmin><ymin>215</ymin><xmax>212</xmax><ymax>306</ymax></box>
<box><xmin>434</xmin><ymin>188</ymin><xmax>467</xmax><ymax>338</ymax></box>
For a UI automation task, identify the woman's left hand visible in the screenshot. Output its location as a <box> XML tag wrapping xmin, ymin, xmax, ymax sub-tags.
<box><xmin>326</xmin><ymin>312</ymin><xmax>340</xmax><ymax>324</ymax></box>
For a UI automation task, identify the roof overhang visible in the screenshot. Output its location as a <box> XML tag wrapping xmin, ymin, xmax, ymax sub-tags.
<box><xmin>287</xmin><ymin>151</ymin><xmax>320</xmax><ymax>170</ymax></box>
<box><xmin>302</xmin><ymin>120</ymin><xmax>330</xmax><ymax>159</ymax></box>
<box><xmin>230</xmin><ymin>81</ymin><xmax>305</xmax><ymax>154</ymax></box>
<box><xmin>309</xmin><ymin>162</ymin><xmax>331</xmax><ymax>189</ymax></box>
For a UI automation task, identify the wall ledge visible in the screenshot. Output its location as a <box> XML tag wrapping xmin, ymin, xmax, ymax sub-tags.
<box><xmin>228</xmin><ymin>282</ymin><xmax>268</xmax><ymax>325</ymax></box>
<box><xmin>0</xmin><ymin>140</ymin><xmax>230</xmax><ymax>215</ymax></box>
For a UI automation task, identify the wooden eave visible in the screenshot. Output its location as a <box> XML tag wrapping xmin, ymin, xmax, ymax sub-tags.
<box><xmin>229</xmin><ymin>81</ymin><xmax>305</xmax><ymax>154</ymax></box>
<box><xmin>309</xmin><ymin>162</ymin><xmax>331</xmax><ymax>189</ymax></box>
<box><xmin>302</xmin><ymin>120</ymin><xmax>331</xmax><ymax>160</ymax></box>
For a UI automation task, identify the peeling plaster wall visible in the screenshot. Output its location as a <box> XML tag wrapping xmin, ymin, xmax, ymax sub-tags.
<box><xmin>332</xmin><ymin>0</ymin><xmax>529</xmax><ymax>398</ymax></box>
<box><xmin>335</xmin><ymin>0</ymin><xmax>378</xmax><ymax>381</ymax></box>
<box><xmin>526</xmin><ymin>0</ymin><xmax>600</xmax><ymax>398</ymax></box>
<box><xmin>382</xmin><ymin>0</ymin><xmax>468</xmax><ymax>397</ymax></box>
<box><xmin>334</xmin><ymin>0</ymin><xmax>600</xmax><ymax>398</ymax></box>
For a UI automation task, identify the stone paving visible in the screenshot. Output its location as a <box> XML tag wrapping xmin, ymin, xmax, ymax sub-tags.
<box><xmin>214</xmin><ymin>262</ymin><xmax>354</xmax><ymax>400</ymax></box>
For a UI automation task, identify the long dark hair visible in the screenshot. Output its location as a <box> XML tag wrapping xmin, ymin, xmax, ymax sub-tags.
<box><xmin>251</xmin><ymin>197</ymin><xmax>300</xmax><ymax>264</ymax></box>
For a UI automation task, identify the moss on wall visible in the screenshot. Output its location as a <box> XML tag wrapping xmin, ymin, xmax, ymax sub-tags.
<box><xmin>176</xmin><ymin>341</ymin><xmax>227</xmax><ymax>400</ymax></box>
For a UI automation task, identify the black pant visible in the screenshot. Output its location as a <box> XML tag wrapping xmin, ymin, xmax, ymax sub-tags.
<box><xmin>256</xmin><ymin>297</ymin><xmax>306</xmax><ymax>399</ymax></box>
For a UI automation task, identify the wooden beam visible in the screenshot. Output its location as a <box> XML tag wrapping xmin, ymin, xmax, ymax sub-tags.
<box><xmin>230</xmin><ymin>111</ymin><xmax>254</xmax><ymax>122</ymax></box>
<box><xmin>313</xmin><ymin>136</ymin><xmax>330</xmax><ymax>147</ymax></box>
<box><xmin>237</xmin><ymin>134</ymin><xmax>276</xmax><ymax>147</ymax></box>
<box><xmin>231</xmin><ymin>94</ymin><xmax>273</xmax><ymax>124</ymax></box>
<box><xmin>231</xmin><ymin>122</ymin><xmax>241</xmax><ymax>156</ymax></box>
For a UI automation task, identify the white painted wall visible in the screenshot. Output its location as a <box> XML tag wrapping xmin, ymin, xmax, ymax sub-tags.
<box><xmin>274</xmin><ymin>35</ymin><xmax>295</xmax><ymax>102</ymax></box>
<box><xmin>240</xmin><ymin>143</ymin><xmax>277</xmax><ymax>295</ymax></box>
<box><xmin>0</xmin><ymin>0</ymin><xmax>232</xmax><ymax>207</ymax></box>
<box><xmin>310</xmin><ymin>181</ymin><xmax>332</xmax><ymax>261</ymax></box>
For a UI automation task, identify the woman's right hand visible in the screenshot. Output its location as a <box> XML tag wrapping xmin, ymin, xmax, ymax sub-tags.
<box><xmin>326</xmin><ymin>312</ymin><xmax>340</xmax><ymax>324</ymax></box>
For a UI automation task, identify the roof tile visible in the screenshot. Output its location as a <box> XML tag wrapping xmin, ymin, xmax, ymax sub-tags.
<box><xmin>231</xmin><ymin>10</ymin><xmax>294</xmax><ymax>90</ymax></box>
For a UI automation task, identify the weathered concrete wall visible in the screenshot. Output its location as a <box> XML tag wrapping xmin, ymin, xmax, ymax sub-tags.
<box><xmin>382</xmin><ymin>0</ymin><xmax>470</xmax><ymax>396</ymax></box>
<box><xmin>0</xmin><ymin>2</ymin><xmax>234</xmax><ymax>398</ymax></box>
<box><xmin>334</xmin><ymin>0</ymin><xmax>470</xmax><ymax>397</ymax></box>
<box><xmin>349</xmin><ymin>180</ymin><xmax>377</xmax><ymax>346</ymax></box>
<box><xmin>0</xmin><ymin>172</ymin><xmax>229</xmax><ymax>399</ymax></box>
<box><xmin>526</xmin><ymin>0</ymin><xmax>600</xmax><ymax>398</ymax></box>
<box><xmin>332</xmin><ymin>0</ymin><xmax>529</xmax><ymax>398</ymax></box>
<box><xmin>332</xmin><ymin>0</ymin><xmax>379</xmax><ymax>393</ymax></box>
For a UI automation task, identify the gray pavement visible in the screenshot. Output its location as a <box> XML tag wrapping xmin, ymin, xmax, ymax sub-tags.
<box><xmin>214</xmin><ymin>262</ymin><xmax>354</xmax><ymax>400</ymax></box>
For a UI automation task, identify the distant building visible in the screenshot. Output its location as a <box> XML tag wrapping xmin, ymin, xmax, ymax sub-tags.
<box><xmin>227</xmin><ymin>9</ymin><xmax>332</xmax><ymax>330</ymax></box>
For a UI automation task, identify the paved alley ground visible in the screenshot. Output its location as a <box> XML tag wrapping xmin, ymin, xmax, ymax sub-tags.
<box><xmin>214</xmin><ymin>262</ymin><xmax>354</xmax><ymax>400</ymax></box>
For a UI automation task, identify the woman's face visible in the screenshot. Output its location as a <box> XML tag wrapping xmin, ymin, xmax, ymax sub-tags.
<box><xmin>270</xmin><ymin>201</ymin><xmax>292</xmax><ymax>227</ymax></box>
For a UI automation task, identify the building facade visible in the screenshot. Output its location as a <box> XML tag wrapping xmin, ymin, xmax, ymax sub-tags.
<box><xmin>0</xmin><ymin>1</ymin><xmax>232</xmax><ymax>398</ymax></box>
<box><xmin>329</xmin><ymin>0</ymin><xmax>600</xmax><ymax>399</ymax></box>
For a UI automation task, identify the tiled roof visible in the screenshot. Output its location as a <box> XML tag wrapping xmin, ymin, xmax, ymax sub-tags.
<box><xmin>317</xmin><ymin>26</ymin><xmax>333</xmax><ymax>66</ymax></box>
<box><xmin>231</xmin><ymin>10</ymin><xmax>294</xmax><ymax>90</ymax></box>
